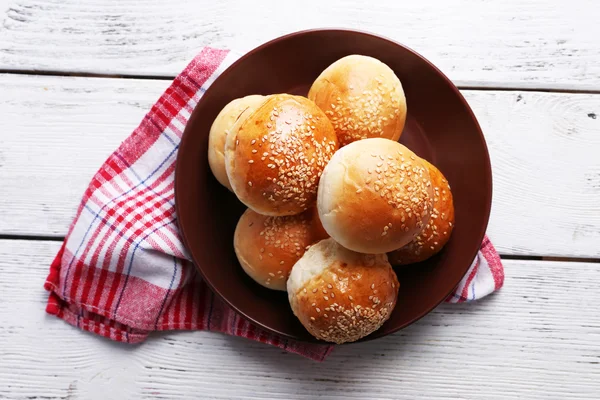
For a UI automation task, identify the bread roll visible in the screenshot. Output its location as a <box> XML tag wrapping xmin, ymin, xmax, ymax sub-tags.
<box><xmin>287</xmin><ymin>238</ymin><xmax>399</xmax><ymax>343</ymax></box>
<box><xmin>208</xmin><ymin>95</ymin><xmax>266</xmax><ymax>190</ymax></box>
<box><xmin>308</xmin><ymin>55</ymin><xmax>407</xmax><ymax>146</ymax></box>
<box><xmin>317</xmin><ymin>138</ymin><xmax>433</xmax><ymax>254</ymax></box>
<box><xmin>388</xmin><ymin>160</ymin><xmax>454</xmax><ymax>265</ymax></box>
<box><xmin>234</xmin><ymin>207</ymin><xmax>329</xmax><ymax>291</ymax></box>
<box><xmin>225</xmin><ymin>94</ymin><xmax>339</xmax><ymax>216</ymax></box>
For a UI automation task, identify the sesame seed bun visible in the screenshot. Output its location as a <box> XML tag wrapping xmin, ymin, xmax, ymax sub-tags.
<box><xmin>308</xmin><ymin>55</ymin><xmax>407</xmax><ymax>147</ymax></box>
<box><xmin>317</xmin><ymin>138</ymin><xmax>434</xmax><ymax>254</ymax></box>
<box><xmin>234</xmin><ymin>207</ymin><xmax>329</xmax><ymax>291</ymax></box>
<box><xmin>287</xmin><ymin>238</ymin><xmax>399</xmax><ymax>343</ymax></box>
<box><xmin>225</xmin><ymin>94</ymin><xmax>339</xmax><ymax>216</ymax></box>
<box><xmin>388</xmin><ymin>160</ymin><xmax>455</xmax><ymax>265</ymax></box>
<box><xmin>208</xmin><ymin>95</ymin><xmax>266</xmax><ymax>191</ymax></box>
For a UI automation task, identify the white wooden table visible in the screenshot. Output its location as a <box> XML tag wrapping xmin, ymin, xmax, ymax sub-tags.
<box><xmin>0</xmin><ymin>1</ymin><xmax>599</xmax><ymax>398</ymax></box>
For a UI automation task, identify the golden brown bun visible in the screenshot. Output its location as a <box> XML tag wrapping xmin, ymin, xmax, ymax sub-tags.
<box><xmin>225</xmin><ymin>94</ymin><xmax>339</xmax><ymax>216</ymax></box>
<box><xmin>308</xmin><ymin>55</ymin><xmax>407</xmax><ymax>147</ymax></box>
<box><xmin>234</xmin><ymin>207</ymin><xmax>329</xmax><ymax>291</ymax></box>
<box><xmin>287</xmin><ymin>238</ymin><xmax>399</xmax><ymax>343</ymax></box>
<box><xmin>317</xmin><ymin>138</ymin><xmax>433</xmax><ymax>254</ymax></box>
<box><xmin>388</xmin><ymin>160</ymin><xmax>455</xmax><ymax>265</ymax></box>
<box><xmin>208</xmin><ymin>95</ymin><xmax>266</xmax><ymax>190</ymax></box>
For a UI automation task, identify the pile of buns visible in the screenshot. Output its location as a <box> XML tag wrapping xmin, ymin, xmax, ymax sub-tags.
<box><xmin>208</xmin><ymin>55</ymin><xmax>455</xmax><ymax>344</ymax></box>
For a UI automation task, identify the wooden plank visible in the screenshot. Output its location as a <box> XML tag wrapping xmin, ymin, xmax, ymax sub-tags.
<box><xmin>0</xmin><ymin>0</ymin><xmax>598</xmax><ymax>89</ymax></box>
<box><xmin>0</xmin><ymin>239</ymin><xmax>598</xmax><ymax>399</ymax></box>
<box><xmin>1</xmin><ymin>74</ymin><xmax>599</xmax><ymax>257</ymax></box>
<box><xmin>0</xmin><ymin>74</ymin><xmax>167</xmax><ymax>238</ymax></box>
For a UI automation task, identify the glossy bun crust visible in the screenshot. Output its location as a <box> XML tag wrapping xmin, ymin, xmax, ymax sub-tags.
<box><xmin>308</xmin><ymin>55</ymin><xmax>407</xmax><ymax>146</ymax></box>
<box><xmin>287</xmin><ymin>238</ymin><xmax>399</xmax><ymax>343</ymax></box>
<box><xmin>317</xmin><ymin>138</ymin><xmax>433</xmax><ymax>254</ymax></box>
<box><xmin>225</xmin><ymin>94</ymin><xmax>339</xmax><ymax>216</ymax></box>
<box><xmin>234</xmin><ymin>207</ymin><xmax>329</xmax><ymax>291</ymax></box>
<box><xmin>388</xmin><ymin>160</ymin><xmax>455</xmax><ymax>265</ymax></box>
<box><xmin>208</xmin><ymin>95</ymin><xmax>265</xmax><ymax>190</ymax></box>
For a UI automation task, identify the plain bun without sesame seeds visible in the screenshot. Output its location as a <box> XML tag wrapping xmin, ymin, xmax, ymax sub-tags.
<box><xmin>388</xmin><ymin>159</ymin><xmax>455</xmax><ymax>265</ymax></box>
<box><xmin>234</xmin><ymin>207</ymin><xmax>329</xmax><ymax>291</ymax></box>
<box><xmin>308</xmin><ymin>55</ymin><xmax>407</xmax><ymax>147</ymax></box>
<box><xmin>287</xmin><ymin>238</ymin><xmax>399</xmax><ymax>343</ymax></box>
<box><xmin>317</xmin><ymin>138</ymin><xmax>434</xmax><ymax>254</ymax></box>
<box><xmin>225</xmin><ymin>94</ymin><xmax>339</xmax><ymax>216</ymax></box>
<box><xmin>208</xmin><ymin>95</ymin><xmax>266</xmax><ymax>191</ymax></box>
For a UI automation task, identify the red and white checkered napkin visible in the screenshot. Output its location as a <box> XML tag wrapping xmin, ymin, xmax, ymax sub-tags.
<box><xmin>44</xmin><ymin>47</ymin><xmax>504</xmax><ymax>361</ymax></box>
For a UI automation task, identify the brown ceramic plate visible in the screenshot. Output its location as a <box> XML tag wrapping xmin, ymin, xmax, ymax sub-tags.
<box><xmin>175</xmin><ymin>29</ymin><xmax>492</xmax><ymax>343</ymax></box>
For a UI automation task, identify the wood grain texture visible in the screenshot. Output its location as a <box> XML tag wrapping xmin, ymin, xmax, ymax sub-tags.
<box><xmin>1</xmin><ymin>74</ymin><xmax>599</xmax><ymax>257</ymax></box>
<box><xmin>0</xmin><ymin>0</ymin><xmax>598</xmax><ymax>89</ymax></box>
<box><xmin>0</xmin><ymin>239</ymin><xmax>598</xmax><ymax>399</ymax></box>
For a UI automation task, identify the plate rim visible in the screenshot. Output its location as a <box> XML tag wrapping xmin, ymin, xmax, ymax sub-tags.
<box><xmin>175</xmin><ymin>28</ymin><xmax>493</xmax><ymax>344</ymax></box>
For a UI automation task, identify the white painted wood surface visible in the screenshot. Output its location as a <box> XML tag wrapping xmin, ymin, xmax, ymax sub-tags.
<box><xmin>1</xmin><ymin>1</ymin><xmax>599</xmax><ymax>398</ymax></box>
<box><xmin>1</xmin><ymin>74</ymin><xmax>599</xmax><ymax>257</ymax></box>
<box><xmin>0</xmin><ymin>239</ymin><xmax>598</xmax><ymax>399</ymax></box>
<box><xmin>0</xmin><ymin>0</ymin><xmax>599</xmax><ymax>90</ymax></box>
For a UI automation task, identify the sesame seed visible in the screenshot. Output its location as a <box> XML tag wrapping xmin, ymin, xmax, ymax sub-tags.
<box><xmin>248</xmin><ymin>160</ymin><xmax>254</xmax><ymax>164</ymax></box>
<box><xmin>312</xmin><ymin>288</ymin><xmax>318</xmax><ymax>293</ymax></box>
<box><xmin>252</xmin><ymin>149</ymin><xmax>257</xmax><ymax>154</ymax></box>
<box><xmin>349</xmin><ymin>295</ymin><xmax>353</xmax><ymax>301</ymax></box>
<box><xmin>310</xmin><ymin>317</ymin><xmax>315</xmax><ymax>321</ymax></box>
<box><xmin>371</xmin><ymin>284</ymin><xmax>375</xmax><ymax>290</ymax></box>
<box><xmin>303</xmin><ymin>288</ymin><xmax>307</xmax><ymax>293</ymax></box>
<box><xmin>279</xmin><ymin>260</ymin><xmax>284</xmax><ymax>265</ymax></box>
<box><xmin>251</xmin><ymin>139</ymin><xmax>256</xmax><ymax>145</ymax></box>
<box><xmin>316</xmin><ymin>308</ymin><xmax>321</xmax><ymax>313</ymax></box>
<box><xmin>324</xmin><ymin>296</ymin><xmax>329</xmax><ymax>301</ymax></box>
<box><xmin>268</xmin><ymin>273</ymin><xmax>275</xmax><ymax>277</ymax></box>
